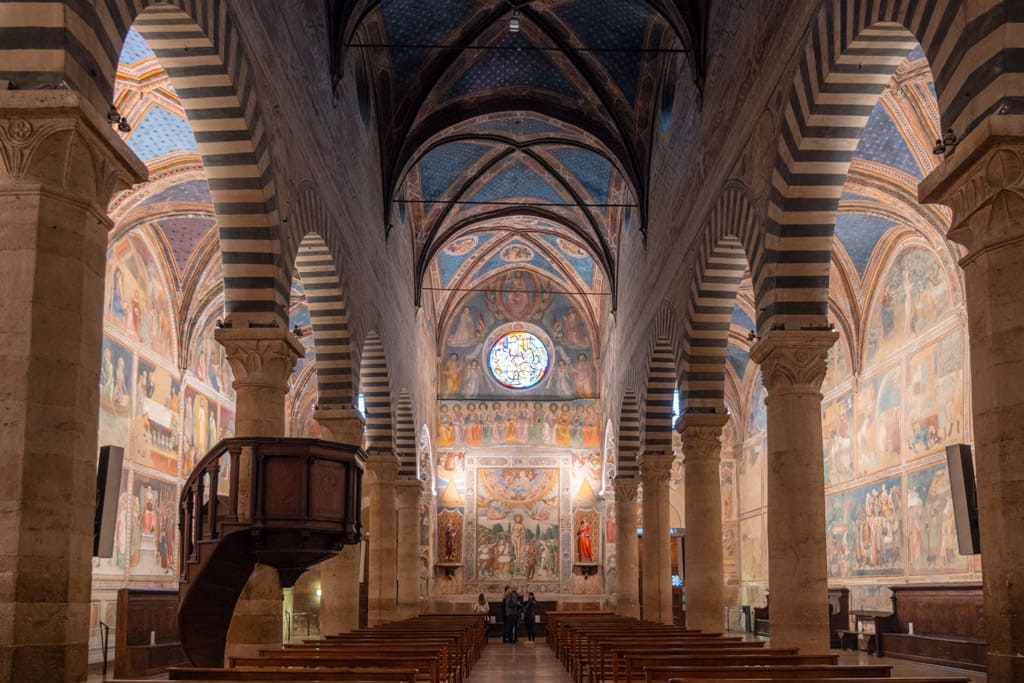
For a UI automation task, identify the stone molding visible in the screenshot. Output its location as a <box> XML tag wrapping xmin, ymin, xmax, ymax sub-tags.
<box><xmin>749</xmin><ymin>329</ymin><xmax>838</xmax><ymax>397</ymax></box>
<box><xmin>314</xmin><ymin>406</ymin><xmax>365</xmax><ymax>447</ymax></box>
<box><xmin>215</xmin><ymin>327</ymin><xmax>305</xmax><ymax>392</ymax></box>
<box><xmin>0</xmin><ymin>90</ymin><xmax>146</xmax><ymax>208</ymax></box>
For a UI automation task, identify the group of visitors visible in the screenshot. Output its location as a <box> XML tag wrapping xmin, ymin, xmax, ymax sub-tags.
<box><xmin>473</xmin><ymin>587</ymin><xmax>538</xmax><ymax>645</ymax></box>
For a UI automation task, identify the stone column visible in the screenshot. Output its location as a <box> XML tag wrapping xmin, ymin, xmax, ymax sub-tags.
<box><xmin>0</xmin><ymin>91</ymin><xmax>146</xmax><ymax>683</ymax></box>
<box><xmin>365</xmin><ymin>449</ymin><xmax>400</xmax><ymax>625</ymax></box>
<box><xmin>614</xmin><ymin>477</ymin><xmax>641</xmax><ymax>619</ymax></box>
<box><xmin>919</xmin><ymin>123</ymin><xmax>1024</xmax><ymax>681</ymax></box>
<box><xmin>749</xmin><ymin>330</ymin><xmax>836</xmax><ymax>654</ymax></box>
<box><xmin>678</xmin><ymin>412</ymin><xmax>729</xmax><ymax>633</ymax></box>
<box><xmin>639</xmin><ymin>453</ymin><xmax>674</xmax><ymax>624</ymax></box>
<box><xmin>314</xmin><ymin>407</ymin><xmax>365</xmax><ymax>634</ymax></box>
<box><xmin>395</xmin><ymin>479</ymin><xmax>422</xmax><ymax>620</ymax></box>
<box><xmin>217</xmin><ymin>328</ymin><xmax>304</xmax><ymax>658</ymax></box>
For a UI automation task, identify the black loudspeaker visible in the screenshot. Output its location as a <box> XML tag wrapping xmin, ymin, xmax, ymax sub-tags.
<box><xmin>94</xmin><ymin>445</ymin><xmax>124</xmax><ymax>558</ymax></box>
<box><xmin>945</xmin><ymin>444</ymin><xmax>981</xmax><ymax>555</ymax></box>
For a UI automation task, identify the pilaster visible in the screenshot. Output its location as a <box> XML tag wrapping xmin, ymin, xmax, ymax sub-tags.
<box><xmin>639</xmin><ymin>451</ymin><xmax>674</xmax><ymax>624</ymax></box>
<box><xmin>613</xmin><ymin>476</ymin><xmax>640</xmax><ymax>619</ymax></box>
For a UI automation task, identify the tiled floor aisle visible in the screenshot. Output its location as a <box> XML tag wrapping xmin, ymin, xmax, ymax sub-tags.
<box><xmin>469</xmin><ymin>639</ymin><xmax>571</xmax><ymax>682</ymax></box>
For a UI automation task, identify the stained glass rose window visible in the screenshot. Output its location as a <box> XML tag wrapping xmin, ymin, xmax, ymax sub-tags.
<box><xmin>488</xmin><ymin>331</ymin><xmax>549</xmax><ymax>389</ymax></box>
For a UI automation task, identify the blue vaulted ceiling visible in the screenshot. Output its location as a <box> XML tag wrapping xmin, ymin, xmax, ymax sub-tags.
<box><xmin>340</xmin><ymin>0</ymin><xmax>701</xmax><ymax>311</ymax></box>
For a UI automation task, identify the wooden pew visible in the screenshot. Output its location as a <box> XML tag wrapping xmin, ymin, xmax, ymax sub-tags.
<box><xmin>168</xmin><ymin>667</ymin><xmax>418</xmax><ymax>681</ymax></box>
<box><xmin>662</xmin><ymin>679</ymin><xmax>971</xmax><ymax>683</ymax></box>
<box><xmin>617</xmin><ymin>654</ymin><xmax>838</xmax><ymax>683</ymax></box>
<box><xmin>639</xmin><ymin>664</ymin><xmax>894</xmax><ymax>680</ymax></box>
<box><xmin>229</xmin><ymin>652</ymin><xmax>440</xmax><ymax>683</ymax></box>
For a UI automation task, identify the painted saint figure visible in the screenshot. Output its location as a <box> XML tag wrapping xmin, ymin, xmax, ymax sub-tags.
<box><xmin>444</xmin><ymin>524</ymin><xmax>458</xmax><ymax>562</ymax></box>
<box><xmin>578</xmin><ymin>520</ymin><xmax>593</xmax><ymax>562</ymax></box>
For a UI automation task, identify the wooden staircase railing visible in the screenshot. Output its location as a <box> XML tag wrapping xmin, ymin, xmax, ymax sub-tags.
<box><xmin>177</xmin><ymin>437</ymin><xmax>365</xmax><ymax>667</ymax></box>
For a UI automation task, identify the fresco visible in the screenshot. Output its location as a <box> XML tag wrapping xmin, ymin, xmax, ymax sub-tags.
<box><xmin>131</xmin><ymin>358</ymin><xmax>181</xmax><ymax>476</ymax></box>
<box><xmin>105</xmin><ymin>233</ymin><xmax>175</xmax><ymax>358</ymax></box>
<box><xmin>191</xmin><ymin>315</ymin><xmax>235</xmax><ymax>400</ymax></box>
<box><xmin>738</xmin><ymin>441</ymin><xmax>764</xmax><ymax>514</ymax></box>
<box><xmin>823</xmin><ymin>339</ymin><xmax>851</xmax><ymax>394</ymax></box>
<box><xmin>746</xmin><ymin>378</ymin><xmax>767</xmax><ymax>437</ymax></box>
<box><xmin>183</xmin><ymin>386</ymin><xmax>219</xmax><ymax>476</ymax></box>
<box><xmin>907</xmin><ymin>461</ymin><xmax>969</xmax><ymax>574</ymax></box>
<box><xmin>130</xmin><ymin>474</ymin><xmax>178</xmax><ymax>576</ymax></box>
<box><xmin>854</xmin><ymin>367</ymin><xmax>902</xmax><ymax>477</ymax></box>
<box><xmin>436</xmin><ymin>451</ymin><xmax>467</xmax><ymax>571</ymax></box>
<box><xmin>866</xmin><ymin>246</ymin><xmax>952</xmax><ymax>364</ymax></box>
<box><xmin>440</xmin><ymin>269</ymin><xmax>597</xmax><ymax>400</ymax></box>
<box><xmin>904</xmin><ymin>330</ymin><xmax>965</xmax><ymax>458</ymax></box>
<box><xmin>739</xmin><ymin>515</ymin><xmax>766</xmax><ymax>582</ymax></box>
<box><xmin>823</xmin><ymin>392</ymin><xmax>854</xmax><ymax>486</ymax></box>
<box><xmin>98</xmin><ymin>336</ymin><xmax>134</xmax><ymax>449</ymax></box>
<box><xmin>825</xmin><ymin>476</ymin><xmax>903</xmax><ymax>577</ymax></box>
<box><xmin>437</xmin><ymin>399</ymin><xmax>600</xmax><ymax>449</ymax></box>
<box><xmin>475</xmin><ymin>467</ymin><xmax>560</xmax><ymax>581</ymax></box>
<box><xmin>721</xmin><ymin>461</ymin><xmax>736</xmax><ymax>520</ymax></box>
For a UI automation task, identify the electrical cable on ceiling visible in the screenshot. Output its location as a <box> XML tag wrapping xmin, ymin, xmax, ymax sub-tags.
<box><xmin>395</xmin><ymin>199</ymin><xmax>637</xmax><ymax>208</ymax></box>
<box><xmin>422</xmin><ymin>285</ymin><xmax>610</xmax><ymax>297</ymax></box>
<box><xmin>346</xmin><ymin>43</ymin><xmax>689</xmax><ymax>54</ymax></box>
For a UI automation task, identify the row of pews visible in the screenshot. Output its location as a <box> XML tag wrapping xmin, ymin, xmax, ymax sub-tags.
<box><xmin>122</xmin><ymin>614</ymin><xmax>486</xmax><ymax>683</ymax></box>
<box><xmin>546</xmin><ymin>611</ymin><xmax>974</xmax><ymax>683</ymax></box>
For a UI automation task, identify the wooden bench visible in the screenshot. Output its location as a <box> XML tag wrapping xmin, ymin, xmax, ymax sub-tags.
<box><xmin>168</xmin><ymin>667</ymin><xmax>418</xmax><ymax>681</ymax></box>
<box><xmin>640</xmin><ymin>664</ymin><xmax>893</xmax><ymax>680</ymax></box>
<box><xmin>662</xmin><ymin>679</ymin><xmax>971</xmax><ymax>683</ymax></box>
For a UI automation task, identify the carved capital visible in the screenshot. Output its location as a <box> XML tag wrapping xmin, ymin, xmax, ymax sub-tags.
<box><xmin>919</xmin><ymin>118</ymin><xmax>1024</xmax><ymax>262</ymax></box>
<box><xmin>394</xmin><ymin>478</ymin><xmax>422</xmax><ymax>509</ymax></box>
<box><xmin>639</xmin><ymin>453</ymin><xmax>674</xmax><ymax>484</ymax></box>
<box><xmin>215</xmin><ymin>327</ymin><xmax>304</xmax><ymax>393</ymax></box>
<box><xmin>314</xmin><ymin>406</ymin><xmax>365</xmax><ymax>447</ymax></box>
<box><xmin>614</xmin><ymin>476</ymin><xmax>640</xmax><ymax>503</ymax></box>
<box><xmin>678</xmin><ymin>412</ymin><xmax>729</xmax><ymax>465</ymax></box>
<box><xmin>365</xmin><ymin>449</ymin><xmax>400</xmax><ymax>484</ymax></box>
<box><xmin>0</xmin><ymin>90</ymin><xmax>146</xmax><ymax>208</ymax></box>
<box><xmin>749</xmin><ymin>329</ymin><xmax>837</xmax><ymax>396</ymax></box>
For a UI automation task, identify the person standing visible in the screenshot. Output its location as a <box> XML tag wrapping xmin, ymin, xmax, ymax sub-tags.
<box><xmin>522</xmin><ymin>592</ymin><xmax>538</xmax><ymax>644</ymax></box>
<box><xmin>504</xmin><ymin>585</ymin><xmax>522</xmax><ymax>644</ymax></box>
<box><xmin>501</xmin><ymin>586</ymin><xmax>512</xmax><ymax>643</ymax></box>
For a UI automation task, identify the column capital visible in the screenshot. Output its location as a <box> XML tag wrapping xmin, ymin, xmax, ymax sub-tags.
<box><xmin>677</xmin><ymin>412</ymin><xmax>729</xmax><ymax>464</ymax></box>
<box><xmin>365</xmin><ymin>449</ymin><xmax>400</xmax><ymax>484</ymax></box>
<box><xmin>613</xmin><ymin>476</ymin><xmax>640</xmax><ymax>502</ymax></box>
<box><xmin>314</xmin><ymin>406</ymin><xmax>365</xmax><ymax>447</ymax></box>
<box><xmin>749</xmin><ymin>329</ymin><xmax>837</xmax><ymax>396</ymax></box>
<box><xmin>0</xmin><ymin>90</ymin><xmax>147</xmax><ymax>207</ymax></box>
<box><xmin>215</xmin><ymin>327</ymin><xmax>304</xmax><ymax>393</ymax></box>
<box><xmin>638</xmin><ymin>452</ymin><xmax>674</xmax><ymax>483</ymax></box>
<box><xmin>919</xmin><ymin>118</ymin><xmax>1024</xmax><ymax>263</ymax></box>
<box><xmin>394</xmin><ymin>478</ymin><xmax>422</xmax><ymax>509</ymax></box>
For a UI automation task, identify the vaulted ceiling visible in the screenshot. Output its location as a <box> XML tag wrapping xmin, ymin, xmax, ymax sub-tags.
<box><xmin>331</xmin><ymin>0</ymin><xmax>708</xmax><ymax>310</ymax></box>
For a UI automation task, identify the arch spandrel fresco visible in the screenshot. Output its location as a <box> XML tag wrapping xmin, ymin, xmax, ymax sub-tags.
<box><xmin>105</xmin><ymin>232</ymin><xmax>176</xmax><ymax>359</ymax></box>
<box><xmin>864</xmin><ymin>245</ymin><xmax>953</xmax><ymax>365</ymax></box>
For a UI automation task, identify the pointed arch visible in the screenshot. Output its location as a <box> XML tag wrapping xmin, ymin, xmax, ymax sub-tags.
<box><xmin>603</xmin><ymin>419</ymin><xmax>617</xmax><ymax>493</ymax></box>
<box><xmin>359</xmin><ymin>331</ymin><xmax>393</xmax><ymax>452</ymax></box>
<box><xmin>644</xmin><ymin>336</ymin><xmax>677</xmax><ymax>456</ymax></box>
<box><xmin>293</xmin><ymin>233</ymin><xmax>355</xmax><ymax>411</ymax></box>
<box><xmin>618</xmin><ymin>390</ymin><xmax>642</xmax><ymax>477</ymax></box>
<box><xmin>418</xmin><ymin>424</ymin><xmax>435</xmax><ymax>495</ymax></box>
<box><xmin>761</xmin><ymin>1</ymin><xmax>990</xmax><ymax>332</ymax></box>
<box><xmin>395</xmin><ymin>389</ymin><xmax>416</xmax><ymax>478</ymax></box>
<box><xmin>680</xmin><ymin>184</ymin><xmax>759</xmax><ymax>414</ymax></box>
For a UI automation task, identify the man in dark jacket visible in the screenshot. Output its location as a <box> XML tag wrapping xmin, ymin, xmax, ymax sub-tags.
<box><xmin>504</xmin><ymin>585</ymin><xmax>523</xmax><ymax>644</ymax></box>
